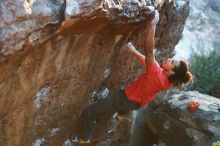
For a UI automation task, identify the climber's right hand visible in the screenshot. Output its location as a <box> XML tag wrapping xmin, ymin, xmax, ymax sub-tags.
<box><xmin>151</xmin><ymin>10</ymin><xmax>159</xmax><ymax>26</ymax></box>
<box><xmin>146</xmin><ymin>10</ymin><xmax>159</xmax><ymax>27</ymax></box>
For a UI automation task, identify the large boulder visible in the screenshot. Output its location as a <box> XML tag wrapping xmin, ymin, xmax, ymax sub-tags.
<box><xmin>140</xmin><ymin>91</ymin><xmax>220</xmax><ymax>146</ymax></box>
<box><xmin>0</xmin><ymin>0</ymin><xmax>64</xmax><ymax>55</ymax></box>
<box><xmin>0</xmin><ymin>0</ymin><xmax>189</xmax><ymax>146</ymax></box>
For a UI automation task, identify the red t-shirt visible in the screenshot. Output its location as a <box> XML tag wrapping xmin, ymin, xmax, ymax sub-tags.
<box><xmin>125</xmin><ymin>61</ymin><xmax>173</xmax><ymax>106</ymax></box>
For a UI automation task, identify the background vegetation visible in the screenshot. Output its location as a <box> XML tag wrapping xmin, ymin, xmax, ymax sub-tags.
<box><xmin>189</xmin><ymin>48</ymin><xmax>220</xmax><ymax>98</ymax></box>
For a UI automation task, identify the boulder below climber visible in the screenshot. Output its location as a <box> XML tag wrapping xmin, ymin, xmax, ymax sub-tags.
<box><xmin>145</xmin><ymin>91</ymin><xmax>220</xmax><ymax>146</ymax></box>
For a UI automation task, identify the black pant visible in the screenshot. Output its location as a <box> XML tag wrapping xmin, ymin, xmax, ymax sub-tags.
<box><xmin>80</xmin><ymin>89</ymin><xmax>141</xmax><ymax>140</ymax></box>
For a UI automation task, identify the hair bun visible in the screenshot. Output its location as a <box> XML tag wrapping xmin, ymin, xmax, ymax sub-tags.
<box><xmin>183</xmin><ymin>71</ymin><xmax>192</xmax><ymax>84</ymax></box>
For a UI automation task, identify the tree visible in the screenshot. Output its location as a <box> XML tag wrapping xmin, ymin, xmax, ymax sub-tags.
<box><xmin>189</xmin><ymin>49</ymin><xmax>220</xmax><ymax>98</ymax></box>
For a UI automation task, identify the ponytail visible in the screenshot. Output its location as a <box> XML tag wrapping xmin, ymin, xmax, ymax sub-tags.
<box><xmin>168</xmin><ymin>61</ymin><xmax>192</xmax><ymax>86</ymax></box>
<box><xmin>182</xmin><ymin>71</ymin><xmax>193</xmax><ymax>84</ymax></box>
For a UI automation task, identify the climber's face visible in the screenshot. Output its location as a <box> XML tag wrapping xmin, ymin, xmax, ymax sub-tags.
<box><xmin>162</xmin><ymin>58</ymin><xmax>180</xmax><ymax>75</ymax></box>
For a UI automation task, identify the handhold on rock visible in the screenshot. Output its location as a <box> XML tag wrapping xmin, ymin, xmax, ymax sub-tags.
<box><xmin>187</xmin><ymin>100</ymin><xmax>200</xmax><ymax>112</ymax></box>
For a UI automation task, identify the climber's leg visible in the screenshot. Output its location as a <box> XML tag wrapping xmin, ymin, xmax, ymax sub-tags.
<box><xmin>114</xmin><ymin>89</ymin><xmax>141</xmax><ymax>112</ymax></box>
<box><xmin>112</xmin><ymin>89</ymin><xmax>141</xmax><ymax>120</ymax></box>
<box><xmin>80</xmin><ymin>95</ymin><xmax>117</xmax><ymax>141</ymax></box>
<box><xmin>70</xmin><ymin>89</ymin><xmax>140</xmax><ymax>143</ymax></box>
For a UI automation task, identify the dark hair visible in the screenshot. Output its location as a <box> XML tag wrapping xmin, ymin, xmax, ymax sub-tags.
<box><xmin>168</xmin><ymin>60</ymin><xmax>192</xmax><ymax>86</ymax></box>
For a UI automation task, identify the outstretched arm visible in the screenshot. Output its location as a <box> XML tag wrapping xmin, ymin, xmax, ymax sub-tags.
<box><xmin>125</xmin><ymin>10</ymin><xmax>159</xmax><ymax>69</ymax></box>
<box><xmin>126</xmin><ymin>42</ymin><xmax>146</xmax><ymax>68</ymax></box>
<box><xmin>145</xmin><ymin>10</ymin><xmax>159</xmax><ymax>70</ymax></box>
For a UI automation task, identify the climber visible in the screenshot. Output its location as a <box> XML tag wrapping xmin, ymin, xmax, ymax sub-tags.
<box><xmin>68</xmin><ymin>10</ymin><xmax>192</xmax><ymax>144</ymax></box>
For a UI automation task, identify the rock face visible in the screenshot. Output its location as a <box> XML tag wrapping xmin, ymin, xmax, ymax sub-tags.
<box><xmin>208</xmin><ymin>0</ymin><xmax>220</xmax><ymax>13</ymax></box>
<box><xmin>133</xmin><ymin>91</ymin><xmax>220</xmax><ymax>146</ymax></box>
<box><xmin>0</xmin><ymin>0</ymin><xmax>189</xmax><ymax>146</ymax></box>
<box><xmin>0</xmin><ymin>0</ymin><xmax>64</xmax><ymax>55</ymax></box>
<box><xmin>175</xmin><ymin>0</ymin><xmax>220</xmax><ymax>60</ymax></box>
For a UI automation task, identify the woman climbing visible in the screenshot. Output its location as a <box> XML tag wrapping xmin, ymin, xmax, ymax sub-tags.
<box><xmin>68</xmin><ymin>10</ymin><xmax>192</xmax><ymax>144</ymax></box>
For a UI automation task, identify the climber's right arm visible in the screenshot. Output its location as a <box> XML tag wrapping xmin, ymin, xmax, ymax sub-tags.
<box><xmin>145</xmin><ymin>24</ymin><xmax>156</xmax><ymax>70</ymax></box>
<box><xmin>145</xmin><ymin>10</ymin><xmax>159</xmax><ymax>70</ymax></box>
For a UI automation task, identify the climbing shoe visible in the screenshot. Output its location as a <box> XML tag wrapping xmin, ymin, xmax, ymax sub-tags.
<box><xmin>69</xmin><ymin>135</ymin><xmax>90</xmax><ymax>144</ymax></box>
<box><xmin>113</xmin><ymin>112</ymin><xmax>125</xmax><ymax>120</ymax></box>
<box><xmin>116</xmin><ymin>113</ymin><xmax>123</xmax><ymax>120</ymax></box>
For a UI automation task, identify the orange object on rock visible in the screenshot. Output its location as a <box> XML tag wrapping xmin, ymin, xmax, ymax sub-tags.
<box><xmin>187</xmin><ymin>100</ymin><xmax>200</xmax><ymax>112</ymax></box>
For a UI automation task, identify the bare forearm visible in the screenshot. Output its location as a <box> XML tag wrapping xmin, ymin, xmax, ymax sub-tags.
<box><xmin>130</xmin><ymin>49</ymin><xmax>146</xmax><ymax>68</ymax></box>
<box><xmin>145</xmin><ymin>19</ymin><xmax>157</xmax><ymax>69</ymax></box>
<box><xmin>145</xmin><ymin>9</ymin><xmax>159</xmax><ymax>55</ymax></box>
<box><xmin>145</xmin><ymin>24</ymin><xmax>156</xmax><ymax>55</ymax></box>
<box><xmin>126</xmin><ymin>42</ymin><xmax>146</xmax><ymax>68</ymax></box>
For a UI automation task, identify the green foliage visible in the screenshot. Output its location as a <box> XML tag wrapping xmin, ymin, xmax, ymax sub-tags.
<box><xmin>212</xmin><ymin>141</ymin><xmax>220</xmax><ymax>146</ymax></box>
<box><xmin>189</xmin><ymin>49</ymin><xmax>220</xmax><ymax>98</ymax></box>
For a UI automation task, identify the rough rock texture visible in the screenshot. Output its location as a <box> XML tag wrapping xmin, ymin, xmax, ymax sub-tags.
<box><xmin>0</xmin><ymin>0</ymin><xmax>189</xmax><ymax>146</ymax></box>
<box><xmin>93</xmin><ymin>114</ymin><xmax>134</xmax><ymax>146</ymax></box>
<box><xmin>0</xmin><ymin>0</ymin><xmax>64</xmax><ymax>55</ymax></box>
<box><xmin>208</xmin><ymin>0</ymin><xmax>220</xmax><ymax>13</ymax></box>
<box><xmin>140</xmin><ymin>90</ymin><xmax>220</xmax><ymax>146</ymax></box>
<box><xmin>175</xmin><ymin>0</ymin><xmax>220</xmax><ymax>60</ymax></box>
